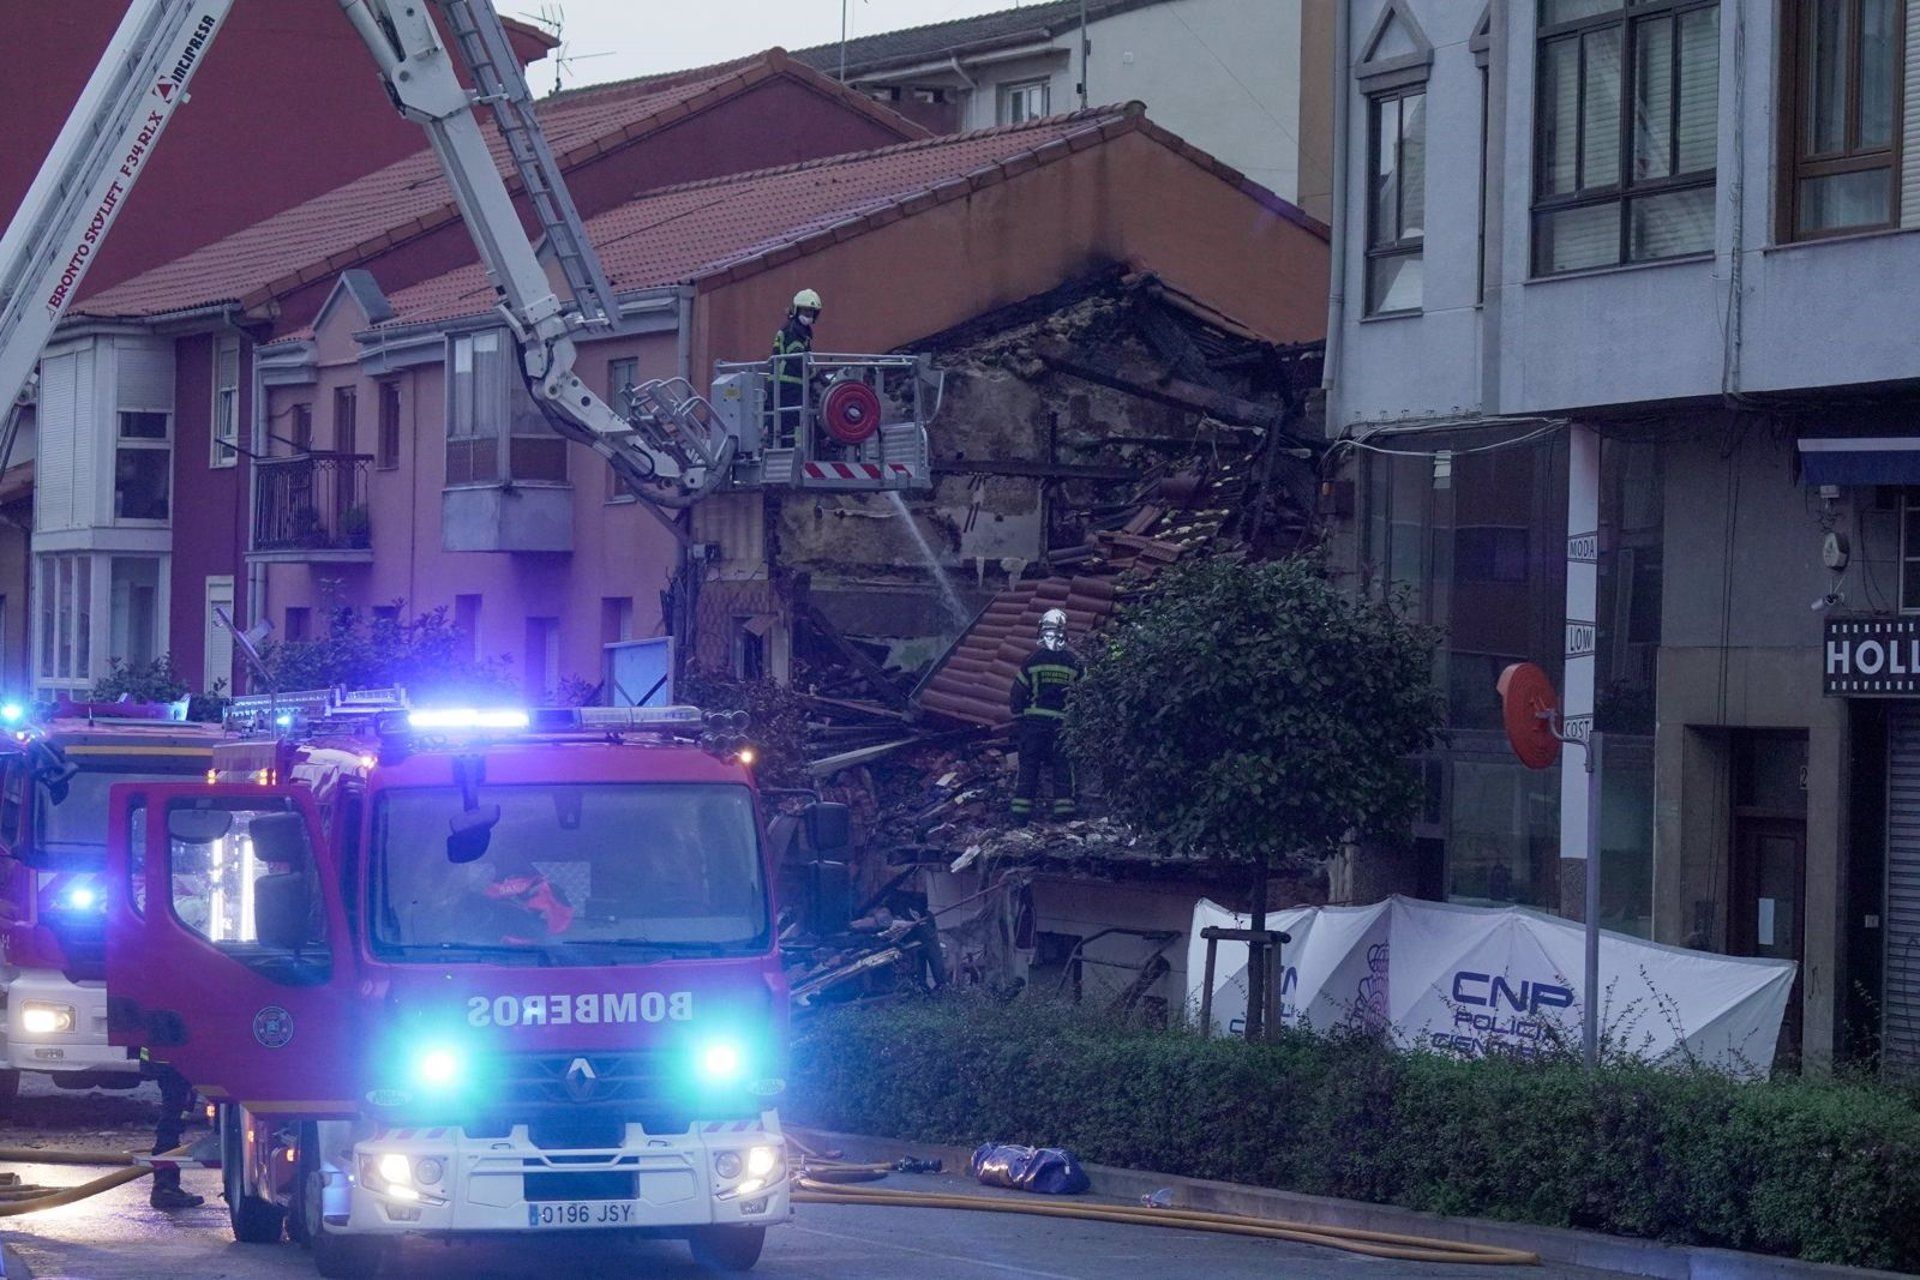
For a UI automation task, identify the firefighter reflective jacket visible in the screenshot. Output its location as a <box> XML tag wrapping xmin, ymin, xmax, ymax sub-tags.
<box><xmin>1010</xmin><ymin>646</ymin><xmax>1083</xmax><ymax>721</ymax></box>
<box><xmin>772</xmin><ymin>316</ymin><xmax>812</xmax><ymax>393</ymax></box>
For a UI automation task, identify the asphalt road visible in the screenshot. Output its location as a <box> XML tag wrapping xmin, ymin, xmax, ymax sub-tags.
<box><xmin>0</xmin><ymin>1078</ymin><xmax>1607</xmax><ymax>1280</ymax></box>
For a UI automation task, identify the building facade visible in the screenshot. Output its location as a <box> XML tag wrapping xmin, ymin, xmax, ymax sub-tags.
<box><xmin>791</xmin><ymin>0</ymin><xmax>1335</xmax><ymax>220</ymax></box>
<box><xmin>1326</xmin><ymin>0</ymin><xmax>1920</xmax><ymax>1071</ymax></box>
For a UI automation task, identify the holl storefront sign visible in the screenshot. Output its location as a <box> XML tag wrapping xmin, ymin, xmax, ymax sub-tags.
<box><xmin>1825</xmin><ymin>617</ymin><xmax>1920</xmax><ymax>696</ymax></box>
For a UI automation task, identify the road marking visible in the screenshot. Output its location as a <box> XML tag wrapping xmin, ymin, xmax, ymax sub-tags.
<box><xmin>789</xmin><ymin>1222</ymin><xmax>1082</xmax><ymax>1279</ymax></box>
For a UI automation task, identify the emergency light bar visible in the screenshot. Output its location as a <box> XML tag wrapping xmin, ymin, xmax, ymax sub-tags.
<box><xmin>408</xmin><ymin>709</ymin><xmax>531</xmax><ymax>730</ymax></box>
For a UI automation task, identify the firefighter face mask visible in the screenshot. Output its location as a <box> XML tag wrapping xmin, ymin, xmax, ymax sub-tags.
<box><xmin>1038</xmin><ymin>609</ymin><xmax>1067</xmax><ymax>651</ymax></box>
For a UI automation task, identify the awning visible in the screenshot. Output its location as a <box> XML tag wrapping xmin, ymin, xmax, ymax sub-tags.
<box><xmin>1797</xmin><ymin>437</ymin><xmax>1920</xmax><ymax>486</ymax></box>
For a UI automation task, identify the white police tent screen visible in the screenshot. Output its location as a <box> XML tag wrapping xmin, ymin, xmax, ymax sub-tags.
<box><xmin>1187</xmin><ymin>895</ymin><xmax>1795</xmax><ymax>1077</ymax></box>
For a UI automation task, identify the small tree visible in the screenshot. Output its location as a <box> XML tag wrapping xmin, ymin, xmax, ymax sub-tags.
<box><xmin>1062</xmin><ymin>554</ymin><xmax>1444</xmax><ymax>1033</ymax></box>
<box><xmin>264</xmin><ymin>605</ymin><xmax>513</xmax><ymax>701</ymax></box>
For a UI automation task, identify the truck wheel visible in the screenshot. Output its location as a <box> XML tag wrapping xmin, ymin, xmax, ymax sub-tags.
<box><xmin>688</xmin><ymin>1225</ymin><xmax>766</xmax><ymax>1272</ymax></box>
<box><xmin>305</xmin><ymin>1164</ymin><xmax>388</xmax><ymax>1279</ymax></box>
<box><xmin>220</xmin><ymin>1105</ymin><xmax>285</xmax><ymax>1244</ymax></box>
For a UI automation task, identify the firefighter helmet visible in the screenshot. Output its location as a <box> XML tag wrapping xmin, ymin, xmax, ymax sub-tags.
<box><xmin>1038</xmin><ymin>608</ymin><xmax>1068</xmax><ymax>651</ymax></box>
<box><xmin>792</xmin><ymin>288</ymin><xmax>823</xmax><ymax>315</ymax></box>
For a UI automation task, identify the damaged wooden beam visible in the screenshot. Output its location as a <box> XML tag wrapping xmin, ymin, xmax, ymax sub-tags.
<box><xmin>931</xmin><ymin>458</ymin><xmax>1138</xmax><ymax>481</ymax></box>
<box><xmin>1034</xmin><ymin>340</ymin><xmax>1317</xmax><ymax>447</ymax></box>
<box><xmin>794</xmin><ymin>600</ymin><xmax>910</xmax><ymax>709</ymax></box>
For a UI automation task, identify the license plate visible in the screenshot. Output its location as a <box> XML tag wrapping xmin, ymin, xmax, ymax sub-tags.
<box><xmin>527</xmin><ymin>1201</ymin><xmax>636</xmax><ymax>1229</ymax></box>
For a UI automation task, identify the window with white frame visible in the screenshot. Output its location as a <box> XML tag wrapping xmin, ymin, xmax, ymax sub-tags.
<box><xmin>35</xmin><ymin>553</ymin><xmax>92</xmax><ymax>694</ymax></box>
<box><xmin>998</xmin><ymin>79</ymin><xmax>1050</xmax><ymax>124</ymax></box>
<box><xmin>605</xmin><ymin>357</ymin><xmax>638</xmax><ymax>501</ymax></box>
<box><xmin>114</xmin><ymin>409</ymin><xmax>170</xmax><ymax>521</ymax></box>
<box><xmin>211</xmin><ymin>336</ymin><xmax>240</xmax><ymax>467</ymax></box>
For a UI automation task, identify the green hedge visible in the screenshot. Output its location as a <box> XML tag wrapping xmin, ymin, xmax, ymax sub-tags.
<box><xmin>789</xmin><ymin>997</ymin><xmax>1920</xmax><ymax>1271</ymax></box>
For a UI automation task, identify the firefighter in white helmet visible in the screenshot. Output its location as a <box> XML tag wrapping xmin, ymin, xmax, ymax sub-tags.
<box><xmin>1008</xmin><ymin>607</ymin><xmax>1081</xmax><ymax>824</ymax></box>
<box><xmin>771</xmin><ymin>288</ymin><xmax>822</xmax><ymax>447</ymax></box>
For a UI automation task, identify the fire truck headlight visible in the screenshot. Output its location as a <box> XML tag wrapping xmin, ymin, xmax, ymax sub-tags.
<box><xmin>20</xmin><ymin>1001</ymin><xmax>74</xmax><ymax>1035</ymax></box>
<box><xmin>377</xmin><ymin>1153</ymin><xmax>413</xmax><ymax>1186</ymax></box>
<box><xmin>413</xmin><ymin>1047</ymin><xmax>462</xmax><ymax>1088</ymax></box>
<box><xmin>699</xmin><ymin>1041</ymin><xmax>743</xmax><ymax>1083</ymax></box>
<box><xmin>414</xmin><ymin>1158</ymin><xmax>444</xmax><ymax>1186</ymax></box>
<box><xmin>714</xmin><ymin>1151</ymin><xmax>743</xmax><ymax>1180</ymax></box>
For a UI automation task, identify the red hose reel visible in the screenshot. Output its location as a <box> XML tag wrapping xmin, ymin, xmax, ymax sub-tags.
<box><xmin>818</xmin><ymin>380</ymin><xmax>882</xmax><ymax>445</ymax></box>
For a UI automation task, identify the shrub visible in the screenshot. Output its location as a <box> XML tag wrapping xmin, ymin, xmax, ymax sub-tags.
<box><xmin>790</xmin><ymin>997</ymin><xmax>1920</xmax><ymax>1270</ymax></box>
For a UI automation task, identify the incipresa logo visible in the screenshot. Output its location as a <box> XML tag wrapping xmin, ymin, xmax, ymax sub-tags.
<box><xmin>467</xmin><ymin>991</ymin><xmax>693</xmax><ymax>1028</ymax></box>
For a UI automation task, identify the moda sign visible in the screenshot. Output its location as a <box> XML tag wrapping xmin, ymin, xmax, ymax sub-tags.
<box><xmin>1824</xmin><ymin>618</ymin><xmax>1920</xmax><ymax>697</ymax></box>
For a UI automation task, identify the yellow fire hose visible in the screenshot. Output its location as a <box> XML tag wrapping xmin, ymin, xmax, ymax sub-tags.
<box><xmin>786</xmin><ymin>1137</ymin><xmax>1538</xmax><ymax>1266</ymax></box>
<box><xmin>0</xmin><ymin>1145</ymin><xmax>187</xmax><ymax>1216</ymax></box>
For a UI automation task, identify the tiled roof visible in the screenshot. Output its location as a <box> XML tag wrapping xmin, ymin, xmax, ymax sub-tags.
<box><xmin>377</xmin><ymin>104</ymin><xmax>1319</xmax><ymax>328</ymax></box>
<box><xmin>916</xmin><ymin>577</ymin><xmax>1120</xmax><ymax>727</ymax></box>
<box><xmin>788</xmin><ymin>1</ymin><xmax>1175</xmax><ymax>79</ymax></box>
<box><xmin>73</xmin><ymin>50</ymin><xmax>923</xmax><ymax>322</ymax></box>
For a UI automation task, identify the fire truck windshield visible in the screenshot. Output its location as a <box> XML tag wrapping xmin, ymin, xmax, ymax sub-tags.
<box><xmin>36</xmin><ymin>765</ymin><xmax>205</xmax><ymax>862</ymax></box>
<box><xmin>370</xmin><ymin>783</ymin><xmax>769</xmax><ymax>963</ymax></box>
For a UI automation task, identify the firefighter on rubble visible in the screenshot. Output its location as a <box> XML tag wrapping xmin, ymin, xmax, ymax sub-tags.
<box><xmin>771</xmin><ymin>288</ymin><xmax>822</xmax><ymax>447</ymax></box>
<box><xmin>1009</xmin><ymin>607</ymin><xmax>1082</xmax><ymax>824</ymax></box>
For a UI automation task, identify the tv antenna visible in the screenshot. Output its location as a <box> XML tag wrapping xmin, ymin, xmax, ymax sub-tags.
<box><xmin>516</xmin><ymin>4</ymin><xmax>615</xmax><ymax>95</ymax></box>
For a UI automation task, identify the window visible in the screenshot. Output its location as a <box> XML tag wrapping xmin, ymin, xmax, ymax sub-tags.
<box><xmin>525</xmin><ymin>616</ymin><xmax>560</xmax><ymax>700</ymax></box>
<box><xmin>605</xmin><ymin>358</ymin><xmax>638</xmax><ymax>501</ymax></box>
<box><xmin>1901</xmin><ymin>490</ymin><xmax>1920</xmax><ymax>610</ymax></box>
<box><xmin>1534</xmin><ymin>0</ymin><xmax>1720</xmax><ymax>275</ymax></box>
<box><xmin>455</xmin><ymin>594</ymin><xmax>481</xmax><ymax>663</ymax></box>
<box><xmin>114</xmin><ymin>410</ymin><xmax>170</xmax><ymax>521</ymax></box>
<box><xmin>283</xmin><ymin>607</ymin><xmax>311</xmax><ymax>643</ymax></box>
<box><xmin>377</xmin><ymin>381</ymin><xmax>402</xmax><ymax>470</ymax></box>
<box><xmin>1367</xmin><ymin>87</ymin><xmax>1427</xmax><ymax>313</ymax></box>
<box><xmin>999</xmin><ymin>79</ymin><xmax>1050</xmax><ymax>124</ymax></box>
<box><xmin>290</xmin><ymin>403</ymin><xmax>312</xmax><ymax>454</ymax></box>
<box><xmin>333</xmin><ymin>386</ymin><xmax>358</xmax><ymax>456</ymax></box>
<box><xmin>601</xmin><ymin>597</ymin><xmax>634</xmax><ymax>645</ymax></box>
<box><xmin>448</xmin><ymin>332</ymin><xmax>504</xmax><ymax>484</ymax></box>
<box><xmin>211</xmin><ymin>337</ymin><xmax>240</xmax><ymax>468</ymax></box>
<box><xmin>109</xmin><ymin>558</ymin><xmax>159</xmax><ymax>668</ymax></box>
<box><xmin>164</xmin><ymin>797</ymin><xmax>324</xmax><ymax>961</ymax></box>
<box><xmin>1783</xmin><ymin>0</ymin><xmax>1903</xmax><ymax>237</ymax></box>
<box><xmin>35</xmin><ymin>553</ymin><xmax>92</xmax><ymax>693</ymax></box>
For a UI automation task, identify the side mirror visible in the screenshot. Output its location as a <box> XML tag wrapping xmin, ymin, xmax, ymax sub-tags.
<box><xmin>168</xmin><ymin>808</ymin><xmax>234</xmax><ymax>844</ymax></box>
<box><xmin>447</xmin><ymin>804</ymin><xmax>502</xmax><ymax>864</ymax></box>
<box><xmin>28</xmin><ymin>742</ymin><xmax>77</xmax><ymax>806</ymax></box>
<box><xmin>805</xmin><ymin>802</ymin><xmax>851</xmax><ymax>854</ymax></box>
<box><xmin>806</xmin><ymin>860</ymin><xmax>853</xmax><ymax>935</ymax></box>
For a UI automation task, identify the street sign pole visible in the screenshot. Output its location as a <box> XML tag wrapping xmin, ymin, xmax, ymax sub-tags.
<box><xmin>1583</xmin><ymin>731</ymin><xmax>1602</xmax><ymax>1069</ymax></box>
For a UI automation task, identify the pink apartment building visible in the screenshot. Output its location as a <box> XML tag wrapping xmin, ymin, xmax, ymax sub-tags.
<box><xmin>32</xmin><ymin>52</ymin><xmax>926</xmax><ymax>700</ymax></box>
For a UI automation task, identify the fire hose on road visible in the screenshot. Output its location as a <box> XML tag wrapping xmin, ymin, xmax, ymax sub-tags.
<box><xmin>0</xmin><ymin>1144</ymin><xmax>190</xmax><ymax>1216</ymax></box>
<box><xmin>784</xmin><ymin>1140</ymin><xmax>1539</xmax><ymax>1267</ymax></box>
<box><xmin>0</xmin><ymin>1141</ymin><xmax>1540</xmax><ymax>1264</ymax></box>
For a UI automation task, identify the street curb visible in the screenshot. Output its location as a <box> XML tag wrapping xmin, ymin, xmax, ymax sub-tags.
<box><xmin>1</xmin><ymin>1241</ymin><xmax>31</xmax><ymax>1280</ymax></box>
<box><xmin>794</xmin><ymin>1129</ymin><xmax>1912</xmax><ymax>1280</ymax></box>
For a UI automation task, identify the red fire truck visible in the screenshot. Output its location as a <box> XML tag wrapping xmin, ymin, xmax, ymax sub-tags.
<box><xmin>0</xmin><ymin>702</ymin><xmax>224</xmax><ymax>1101</ymax></box>
<box><xmin>105</xmin><ymin>692</ymin><xmax>832</xmax><ymax>1276</ymax></box>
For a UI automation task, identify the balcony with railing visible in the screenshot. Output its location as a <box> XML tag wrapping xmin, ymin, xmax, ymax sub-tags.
<box><xmin>249</xmin><ymin>451</ymin><xmax>374</xmax><ymax>563</ymax></box>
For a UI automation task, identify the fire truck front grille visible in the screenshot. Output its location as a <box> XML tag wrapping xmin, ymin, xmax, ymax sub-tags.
<box><xmin>479</xmin><ymin>1052</ymin><xmax>755</xmax><ymax>1131</ymax></box>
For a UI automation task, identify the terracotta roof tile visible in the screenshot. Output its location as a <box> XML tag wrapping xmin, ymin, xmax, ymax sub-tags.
<box><xmin>72</xmin><ymin>50</ymin><xmax>924</xmax><ymax>323</ymax></box>
<box><xmin>376</xmin><ymin>108</ymin><xmax>1143</xmax><ymax>327</ymax></box>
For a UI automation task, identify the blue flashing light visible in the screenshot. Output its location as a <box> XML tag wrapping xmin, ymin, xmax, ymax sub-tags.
<box><xmin>63</xmin><ymin>886</ymin><xmax>98</xmax><ymax>911</ymax></box>
<box><xmin>414</xmin><ymin>1047</ymin><xmax>461</xmax><ymax>1088</ymax></box>
<box><xmin>273</xmin><ymin>713</ymin><xmax>293</xmax><ymax>729</ymax></box>
<box><xmin>407</xmin><ymin>708</ymin><xmax>531</xmax><ymax>731</ymax></box>
<box><xmin>699</xmin><ymin>1041</ymin><xmax>744</xmax><ymax>1084</ymax></box>
<box><xmin>0</xmin><ymin>703</ymin><xmax>23</xmax><ymax>726</ymax></box>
